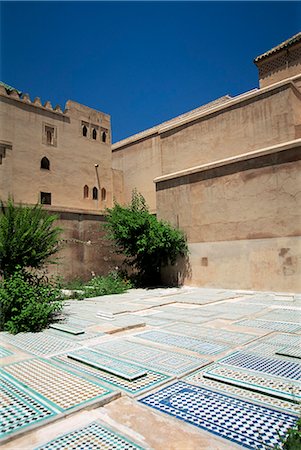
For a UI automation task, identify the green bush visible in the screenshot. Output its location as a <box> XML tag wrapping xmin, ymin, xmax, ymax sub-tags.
<box><xmin>65</xmin><ymin>272</ymin><xmax>132</xmax><ymax>299</ymax></box>
<box><xmin>0</xmin><ymin>268</ymin><xmax>63</xmax><ymax>334</ymax></box>
<box><xmin>0</xmin><ymin>199</ymin><xmax>62</xmax><ymax>278</ymax></box>
<box><xmin>105</xmin><ymin>190</ymin><xmax>188</xmax><ymax>285</ymax></box>
<box><xmin>275</xmin><ymin>418</ymin><xmax>301</xmax><ymax>450</ymax></box>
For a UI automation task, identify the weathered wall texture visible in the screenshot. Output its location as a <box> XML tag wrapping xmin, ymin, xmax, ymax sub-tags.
<box><xmin>0</xmin><ymin>91</ymin><xmax>112</xmax><ymax>212</ymax></box>
<box><xmin>45</xmin><ymin>211</ymin><xmax>122</xmax><ymax>282</ymax></box>
<box><xmin>112</xmin><ymin>135</ymin><xmax>161</xmax><ymax>213</ymax></box>
<box><xmin>157</xmin><ymin>149</ymin><xmax>301</xmax><ymax>292</ymax></box>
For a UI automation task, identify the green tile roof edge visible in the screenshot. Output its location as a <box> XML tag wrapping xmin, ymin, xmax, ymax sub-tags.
<box><xmin>0</xmin><ymin>81</ymin><xmax>22</xmax><ymax>95</ymax></box>
<box><xmin>254</xmin><ymin>32</ymin><xmax>301</xmax><ymax>62</ymax></box>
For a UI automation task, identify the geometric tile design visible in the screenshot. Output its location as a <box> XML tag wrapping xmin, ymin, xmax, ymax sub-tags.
<box><xmin>235</xmin><ymin>319</ymin><xmax>301</xmax><ymax>333</ymax></box>
<box><xmin>92</xmin><ymin>340</ymin><xmax>209</xmax><ymax>376</ymax></box>
<box><xmin>184</xmin><ymin>369</ymin><xmax>300</xmax><ymax>414</ymax></box>
<box><xmin>219</xmin><ymin>352</ymin><xmax>301</xmax><ymax>381</ymax></box>
<box><xmin>1</xmin><ymin>372</ymin><xmax>57</xmax><ymax>439</ymax></box>
<box><xmin>67</xmin><ymin>349</ymin><xmax>147</xmax><ymax>380</ymax></box>
<box><xmin>1</xmin><ymin>332</ymin><xmax>81</xmax><ymax>356</ymax></box>
<box><xmin>262</xmin><ymin>333</ymin><xmax>301</xmax><ymax>347</ymax></box>
<box><xmin>244</xmin><ymin>342</ymin><xmax>297</xmax><ymax>359</ymax></box>
<box><xmin>2</xmin><ymin>359</ymin><xmax>113</xmax><ymax>411</ymax></box>
<box><xmin>258</xmin><ymin>309</ymin><xmax>301</xmax><ymax>323</ymax></box>
<box><xmin>0</xmin><ymin>347</ymin><xmax>13</xmax><ymax>358</ymax></box>
<box><xmin>135</xmin><ymin>330</ymin><xmax>229</xmax><ymax>355</ymax></box>
<box><xmin>49</xmin><ymin>323</ymin><xmax>85</xmax><ymax>335</ymax></box>
<box><xmin>202</xmin><ymin>364</ymin><xmax>301</xmax><ymax>401</ymax></box>
<box><xmin>276</xmin><ymin>346</ymin><xmax>301</xmax><ymax>360</ymax></box>
<box><xmin>139</xmin><ymin>381</ymin><xmax>298</xmax><ymax>449</ymax></box>
<box><xmin>35</xmin><ymin>421</ymin><xmax>145</xmax><ymax>449</ymax></box>
<box><xmin>165</xmin><ymin>323</ymin><xmax>257</xmax><ymax>345</ymax></box>
<box><xmin>46</xmin><ymin>329</ymin><xmax>103</xmax><ymax>342</ymax></box>
<box><xmin>53</xmin><ymin>354</ymin><xmax>171</xmax><ymax>396</ymax></box>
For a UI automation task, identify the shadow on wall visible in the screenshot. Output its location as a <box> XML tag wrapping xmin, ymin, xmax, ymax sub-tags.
<box><xmin>161</xmin><ymin>255</ymin><xmax>192</xmax><ymax>286</ymax></box>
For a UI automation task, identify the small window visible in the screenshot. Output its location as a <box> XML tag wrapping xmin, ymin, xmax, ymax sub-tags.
<box><xmin>40</xmin><ymin>192</ymin><xmax>51</xmax><ymax>205</ymax></box>
<box><xmin>101</xmin><ymin>188</ymin><xmax>106</xmax><ymax>201</ymax></box>
<box><xmin>45</xmin><ymin>126</ymin><xmax>54</xmax><ymax>145</ymax></box>
<box><xmin>41</xmin><ymin>156</ymin><xmax>50</xmax><ymax>170</ymax></box>
<box><xmin>102</xmin><ymin>131</ymin><xmax>107</xmax><ymax>143</ymax></box>
<box><xmin>92</xmin><ymin>128</ymin><xmax>97</xmax><ymax>140</ymax></box>
<box><xmin>83</xmin><ymin>185</ymin><xmax>89</xmax><ymax>199</ymax></box>
<box><xmin>82</xmin><ymin>125</ymin><xmax>88</xmax><ymax>137</ymax></box>
<box><xmin>92</xmin><ymin>187</ymin><xmax>98</xmax><ymax>200</ymax></box>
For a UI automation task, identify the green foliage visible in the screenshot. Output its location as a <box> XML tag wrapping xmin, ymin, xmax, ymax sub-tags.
<box><xmin>0</xmin><ymin>199</ymin><xmax>62</xmax><ymax>278</ymax></box>
<box><xmin>105</xmin><ymin>190</ymin><xmax>188</xmax><ymax>285</ymax></box>
<box><xmin>0</xmin><ymin>268</ymin><xmax>63</xmax><ymax>334</ymax></box>
<box><xmin>275</xmin><ymin>418</ymin><xmax>301</xmax><ymax>450</ymax></box>
<box><xmin>64</xmin><ymin>272</ymin><xmax>132</xmax><ymax>300</ymax></box>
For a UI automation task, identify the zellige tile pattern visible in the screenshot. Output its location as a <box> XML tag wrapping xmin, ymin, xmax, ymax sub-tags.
<box><xmin>53</xmin><ymin>354</ymin><xmax>171</xmax><ymax>395</ymax></box>
<box><xmin>219</xmin><ymin>351</ymin><xmax>301</xmax><ymax>381</ymax></box>
<box><xmin>234</xmin><ymin>319</ymin><xmax>301</xmax><ymax>333</ymax></box>
<box><xmin>139</xmin><ymin>381</ymin><xmax>298</xmax><ymax>449</ymax></box>
<box><xmin>1</xmin><ymin>372</ymin><xmax>57</xmax><ymax>439</ymax></box>
<box><xmin>2</xmin><ymin>358</ymin><xmax>113</xmax><ymax>411</ymax></box>
<box><xmin>0</xmin><ymin>347</ymin><xmax>13</xmax><ymax>358</ymax></box>
<box><xmin>35</xmin><ymin>421</ymin><xmax>145</xmax><ymax>450</ymax></box>
<box><xmin>135</xmin><ymin>330</ymin><xmax>229</xmax><ymax>355</ymax></box>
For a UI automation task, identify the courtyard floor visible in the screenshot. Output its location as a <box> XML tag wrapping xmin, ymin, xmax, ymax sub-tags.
<box><xmin>1</xmin><ymin>287</ymin><xmax>300</xmax><ymax>449</ymax></box>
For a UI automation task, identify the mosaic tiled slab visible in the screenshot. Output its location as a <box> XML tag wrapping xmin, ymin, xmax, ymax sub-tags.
<box><xmin>139</xmin><ymin>381</ymin><xmax>297</xmax><ymax>449</ymax></box>
<box><xmin>92</xmin><ymin>340</ymin><xmax>209</xmax><ymax>376</ymax></box>
<box><xmin>2</xmin><ymin>358</ymin><xmax>113</xmax><ymax>411</ymax></box>
<box><xmin>164</xmin><ymin>323</ymin><xmax>256</xmax><ymax>345</ymax></box>
<box><xmin>67</xmin><ymin>349</ymin><xmax>147</xmax><ymax>380</ymax></box>
<box><xmin>245</xmin><ymin>342</ymin><xmax>297</xmax><ymax>360</ymax></box>
<box><xmin>258</xmin><ymin>309</ymin><xmax>301</xmax><ymax>323</ymax></box>
<box><xmin>53</xmin><ymin>354</ymin><xmax>171</xmax><ymax>395</ymax></box>
<box><xmin>35</xmin><ymin>420</ymin><xmax>145</xmax><ymax>450</ymax></box>
<box><xmin>1</xmin><ymin>332</ymin><xmax>81</xmax><ymax>356</ymax></box>
<box><xmin>219</xmin><ymin>352</ymin><xmax>301</xmax><ymax>381</ymax></box>
<box><xmin>184</xmin><ymin>368</ymin><xmax>300</xmax><ymax>414</ymax></box>
<box><xmin>235</xmin><ymin>319</ymin><xmax>301</xmax><ymax>332</ymax></box>
<box><xmin>276</xmin><ymin>346</ymin><xmax>301</xmax><ymax>360</ymax></box>
<box><xmin>202</xmin><ymin>364</ymin><xmax>301</xmax><ymax>401</ymax></box>
<box><xmin>49</xmin><ymin>323</ymin><xmax>85</xmax><ymax>335</ymax></box>
<box><xmin>262</xmin><ymin>333</ymin><xmax>301</xmax><ymax>347</ymax></box>
<box><xmin>135</xmin><ymin>330</ymin><xmax>229</xmax><ymax>355</ymax></box>
<box><xmin>1</xmin><ymin>371</ymin><xmax>57</xmax><ymax>439</ymax></box>
<box><xmin>0</xmin><ymin>347</ymin><xmax>13</xmax><ymax>358</ymax></box>
<box><xmin>46</xmin><ymin>328</ymin><xmax>102</xmax><ymax>341</ymax></box>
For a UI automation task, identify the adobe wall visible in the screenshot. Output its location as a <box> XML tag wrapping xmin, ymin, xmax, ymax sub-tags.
<box><xmin>157</xmin><ymin>145</ymin><xmax>301</xmax><ymax>292</ymax></box>
<box><xmin>112</xmin><ymin>135</ymin><xmax>161</xmax><ymax>213</ymax></box>
<box><xmin>0</xmin><ymin>90</ymin><xmax>112</xmax><ymax>212</ymax></box>
<box><xmin>45</xmin><ymin>210</ymin><xmax>122</xmax><ymax>282</ymax></box>
<box><xmin>112</xmin><ymin>81</ymin><xmax>301</xmax><ymax>210</ymax></box>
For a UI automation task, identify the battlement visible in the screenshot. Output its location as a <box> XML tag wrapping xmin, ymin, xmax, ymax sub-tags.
<box><xmin>0</xmin><ymin>82</ymin><xmax>110</xmax><ymax>123</ymax></box>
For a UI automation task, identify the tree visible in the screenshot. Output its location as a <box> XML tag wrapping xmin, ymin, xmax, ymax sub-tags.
<box><xmin>105</xmin><ymin>190</ymin><xmax>188</xmax><ymax>285</ymax></box>
<box><xmin>0</xmin><ymin>199</ymin><xmax>62</xmax><ymax>278</ymax></box>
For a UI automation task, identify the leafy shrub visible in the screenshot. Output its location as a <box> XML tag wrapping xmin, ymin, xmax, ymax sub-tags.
<box><xmin>275</xmin><ymin>418</ymin><xmax>301</xmax><ymax>449</ymax></box>
<box><xmin>65</xmin><ymin>272</ymin><xmax>132</xmax><ymax>299</ymax></box>
<box><xmin>0</xmin><ymin>199</ymin><xmax>62</xmax><ymax>278</ymax></box>
<box><xmin>105</xmin><ymin>190</ymin><xmax>188</xmax><ymax>285</ymax></box>
<box><xmin>0</xmin><ymin>268</ymin><xmax>63</xmax><ymax>333</ymax></box>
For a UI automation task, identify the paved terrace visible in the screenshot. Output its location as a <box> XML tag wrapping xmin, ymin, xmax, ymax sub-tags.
<box><xmin>1</xmin><ymin>287</ymin><xmax>300</xmax><ymax>449</ymax></box>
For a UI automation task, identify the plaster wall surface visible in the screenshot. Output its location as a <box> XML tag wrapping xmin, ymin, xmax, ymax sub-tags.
<box><xmin>157</xmin><ymin>154</ymin><xmax>301</xmax><ymax>291</ymax></box>
<box><xmin>0</xmin><ymin>94</ymin><xmax>112</xmax><ymax>212</ymax></box>
<box><xmin>112</xmin><ymin>135</ymin><xmax>161</xmax><ymax>212</ymax></box>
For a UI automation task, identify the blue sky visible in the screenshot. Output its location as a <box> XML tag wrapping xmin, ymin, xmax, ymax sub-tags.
<box><xmin>1</xmin><ymin>1</ymin><xmax>300</xmax><ymax>142</ymax></box>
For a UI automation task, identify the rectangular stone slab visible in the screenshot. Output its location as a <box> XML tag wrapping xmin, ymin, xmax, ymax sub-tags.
<box><xmin>49</xmin><ymin>323</ymin><xmax>85</xmax><ymax>335</ymax></box>
<box><xmin>67</xmin><ymin>349</ymin><xmax>148</xmax><ymax>381</ymax></box>
<box><xmin>276</xmin><ymin>346</ymin><xmax>301</xmax><ymax>360</ymax></box>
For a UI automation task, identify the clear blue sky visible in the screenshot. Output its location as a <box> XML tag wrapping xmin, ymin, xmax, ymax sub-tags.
<box><xmin>1</xmin><ymin>1</ymin><xmax>300</xmax><ymax>142</ymax></box>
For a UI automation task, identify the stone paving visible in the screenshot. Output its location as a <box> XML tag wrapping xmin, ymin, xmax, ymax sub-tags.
<box><xmin>1</xmin><ymin>287</ymin><xmax>300</xmax><ymax>449</ymax></box>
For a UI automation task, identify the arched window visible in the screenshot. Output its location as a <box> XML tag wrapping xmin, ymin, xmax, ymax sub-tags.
<box><xmin>92</xmin><ymin>187</ymin><xmax>98</xmax><ymax>200</ymax></box>
<box><xmin>102</xmin><ymin>131</ymin><xmax>107</xmax><ymax>143</ymax></box>
<box><xmin>101</xmin><ymin>188</ymin><xmax>106</xmax><ymax>201</ymax></box>
<box><xmin>82</xmin><ymin>125</ymin><xmax>88</xmax><ymax>137</ymax></box>
<box><xmin>92</xmin><ymin>128</ymin><xmax>97</xmax><ymax>140</ymax></box>
<box><xmin>41</xmin><ymin>156</ymin><xmax>50</xmax><ymax>170</ymax></box>
<box><xmin>83</xmin><ymin>185</ymin><xmax>89</xmax><ymax>199</ymax></box>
